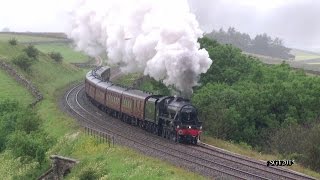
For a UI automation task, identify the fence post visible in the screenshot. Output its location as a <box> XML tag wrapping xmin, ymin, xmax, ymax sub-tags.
<box><xmin>108</xmin><ymin>135</ymin><xmax>111</xmax><ymax>147</ymax></box>
<box><xmin>112</xmin><ymin>136</ymin><xmax>114</xmax><ymax>147</ymax></box>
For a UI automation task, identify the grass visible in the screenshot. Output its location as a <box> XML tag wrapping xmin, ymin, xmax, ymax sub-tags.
<box><xmin>35</xmin><ymin>43</ymin><xmax>89</xmax><ymax>63</ymax></box>
<box><xmin>202</xmin><ymin>136</ymin><xmax>320</xmax><ymax>179</ymax></box>
<box><xmin>0</xmin><ymin>38</ymin><xmax>206</xmax><ymax>179</ymax></box>
<box><xmin>0</xmin><ymin>41</ymin><xmax>26</xmax><ymax>59</ymax></box>
<box><xmin>0</xmin><ymin>33</ymin><xmax>60</xmax><ymax>43</ymax></box>
<box><xmin>49</xmin><ymin>133</ymin><xmax>204</xmax><ymax>180</ymax></box>
<box><xmin>0</xmin><ymin>69</ymin><xmax>33</xmax><ymax>105</ymax></box>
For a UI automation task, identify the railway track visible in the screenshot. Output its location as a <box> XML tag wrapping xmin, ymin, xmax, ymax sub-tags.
<box><xmin>195</xmin><ymin>143</ymin><xmax>315</xmax><ymax>180</ymax></box>
<box><xmin>63</xmin><ymin>72</ymin><xmax>316</xmax><ymax>179</ymax></box>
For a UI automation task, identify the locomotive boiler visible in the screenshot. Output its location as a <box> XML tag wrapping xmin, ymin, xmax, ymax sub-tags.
<box><xmin>85</xmin><ymin>66</ymin><xmax>202</xmax><ymax>144</ymax></box>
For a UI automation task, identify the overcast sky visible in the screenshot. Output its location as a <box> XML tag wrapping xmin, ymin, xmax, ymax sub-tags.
<box><xmin>0</xmin><ymin>0</ymin><xmax>319</xmax><ymax>51</ymax></box>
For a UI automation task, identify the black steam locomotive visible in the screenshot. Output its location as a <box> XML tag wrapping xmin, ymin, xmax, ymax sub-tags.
<box><xmin>85</xmin><ymin>66</ymin><xmax>202</xmax><ymax>144</ymax></box>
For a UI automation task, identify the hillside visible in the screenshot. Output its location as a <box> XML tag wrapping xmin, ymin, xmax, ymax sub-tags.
<box><xmin>0</xmin><ymin>35</ymin><xmax>204</xmax><ymax>179</ymax></box>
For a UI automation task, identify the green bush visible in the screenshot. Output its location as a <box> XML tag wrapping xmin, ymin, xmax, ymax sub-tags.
<box><xmin>8</xmin><ymin>38</ymin><xmax>17</xmax><ymax>46</ymax></box>
<box><xmin>48</xmin><ymin>51</ymin><xmax>63</xmax><ymax>63</ymax></box>
<box><xmin>0</xmin><ymin>100</ymin><xmax>54</xmax><ymax>164</ymax></box>
<box><xmin>12</xmin><ymin>53</ymin><xmax>34</xmax><ymax>71</ymax></box>
<box><xmin>23</xmin><ymin>45</ymin><xmax>39</xmax><ymax>60</ymax></box>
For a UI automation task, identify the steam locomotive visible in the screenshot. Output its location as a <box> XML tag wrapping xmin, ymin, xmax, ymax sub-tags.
<box><xmin>85</xmin><ymin>66</ymin><xmax>202</xmax><ymax>144</ymax></box>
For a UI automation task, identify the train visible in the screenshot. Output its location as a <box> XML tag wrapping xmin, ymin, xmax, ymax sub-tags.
<box><xmin>85</xmin><ymin>66</ymin><xmax>202</xmax><ymax>144</ymax></box>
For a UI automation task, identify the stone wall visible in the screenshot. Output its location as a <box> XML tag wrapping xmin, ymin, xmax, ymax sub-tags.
<box><xmin>38</xmin><ymin>155</ymin><xmax>79</xmax><ymax>180</ymax></box>
<box><xmin>0</xmin><ymin>60</ymin><xmax>43</xmax><ymax>107</ymax></box>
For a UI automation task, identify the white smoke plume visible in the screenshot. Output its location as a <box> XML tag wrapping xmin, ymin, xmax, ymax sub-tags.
<box><xmin>68</xmin><ymin>0</ymin><xmax>212</xmax><ymax>95</ymax></box>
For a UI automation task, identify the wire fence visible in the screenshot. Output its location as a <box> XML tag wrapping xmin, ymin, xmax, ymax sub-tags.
<box><xmin>84</xmin><ymin>126</ymin><xmax>114</xmax><ymax>147</ymax></box>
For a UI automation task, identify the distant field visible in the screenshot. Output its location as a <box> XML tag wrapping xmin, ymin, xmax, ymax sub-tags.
<box><xmin>291</xmin><ymin>49</ymin><xmax>320</xmax><ymax>61</ymax></box>
<box><xmin>306</xmin><ymin>62</ymin><xmax>320</xmax><ymax>65</ymax></box>
<box><xmin>0</xmin><ymin>69</ymin><xmax>33</xmax><ymax>105</ymax></box>
<box><xmin>35</xmin><ymin>43</ymin><xmax>89</xmax><ymax>63</ymax></box>
<box><xmin>0</xmin><ymin>35</ymin><xmax>89</xmax><ymax>64</ymax></box>
<box><xmin>244</xmin><ymin>51</ymin><xmax>320</xmax><ymax>73</ymax></box>
<box><xmin>0</xmin><ymin>33</ymin><xmax>60</xmax><ymax>43</ymax></box>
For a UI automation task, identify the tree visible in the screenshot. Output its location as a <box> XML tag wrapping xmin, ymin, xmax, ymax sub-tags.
<box><xmin>48</xmin><ymin>52</ymin><xmax>63</xmax><ymax>63</ymax></box>
<box><xmin>12</xmin><ymin>53</ymin><xmax>34</xmax><ymax>71</ymax></box>
<box><xmin>23</xmin><ymin>45</ymin><xmax>39</xmax><ymax>60</ymax></box>
<box><xmin>205</xmin><ymin>27</ymin><xmax>293</xmax><ymax>59</ymax></box>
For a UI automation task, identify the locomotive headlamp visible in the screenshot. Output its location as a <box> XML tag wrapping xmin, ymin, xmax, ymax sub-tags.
<box><xmin>199</xmin><ymin>126</ymin><xmax>202</xmax><ymax>130</ymax></box>
<box><xmin>188</xmin><ymin>126</ymin><xmax>191</xmax><ymax>129</ymax></box>
<box><xmin>176</xmin><ymin>125</ymin><xmax>180</xmax><ymax>129</ymax></box>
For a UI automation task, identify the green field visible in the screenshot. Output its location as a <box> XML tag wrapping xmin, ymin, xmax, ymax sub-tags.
<box><xmin>0</xmin><ymin>69</ymin><xmax>33</xmax><ymax>105</ymax></box>
<box><xmin>0</xmin><ymin>36</ymin><xmax>205</xmax><ymax>179</ymax></box>
<box><xmin>291</xmin><ymin>49</ymin><xmax>320</xmax><ymax>61</ymax></box>
<box><xmin>35</xmin><ymin>43</ymin><xmax>89</xmax><ymax>63</ymax></box>
<box><xmin>0</xmin><ymin>33</ymin><xmax>89</xmax><ymax>64</ymax></box>
<box><xmin>0</xmin><ymin>33</ymin><xmax>60</xmax><ymax>43</ymax></box>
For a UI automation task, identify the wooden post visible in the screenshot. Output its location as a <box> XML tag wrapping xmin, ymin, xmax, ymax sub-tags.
<box><xmin>108</xmin><ymin>135</ymin><xmax>111</xmax><ymax>147</ymax></box>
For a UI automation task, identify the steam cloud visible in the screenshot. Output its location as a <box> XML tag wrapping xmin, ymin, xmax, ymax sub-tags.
<box><xmin>68</xmin><ymin>0</ymin><xmax>212</xmax><ymax>96</ymax></box>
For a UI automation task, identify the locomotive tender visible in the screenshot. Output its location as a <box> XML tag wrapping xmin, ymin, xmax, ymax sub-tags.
<box><xmin>85</xmin><ymin>66</ymin><xmax>202</xmax><ymax>144</ymax></box>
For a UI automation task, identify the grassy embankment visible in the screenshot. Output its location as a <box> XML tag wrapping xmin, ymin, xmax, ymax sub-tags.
<box><xmin>0</xmin><ymin>35</ymin><xmax>204</xmax><ymax>179</ymax></box>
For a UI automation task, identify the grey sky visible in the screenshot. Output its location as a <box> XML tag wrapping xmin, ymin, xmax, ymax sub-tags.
<box><xmin>0</xmin><ymin>0</ymin><xmax>319</xmax><ymax>51</ymax></box>
<box><xmin>188</xmin><ymin>0</ymin><xmax>320</xmax><ymax>51</ymax></box>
